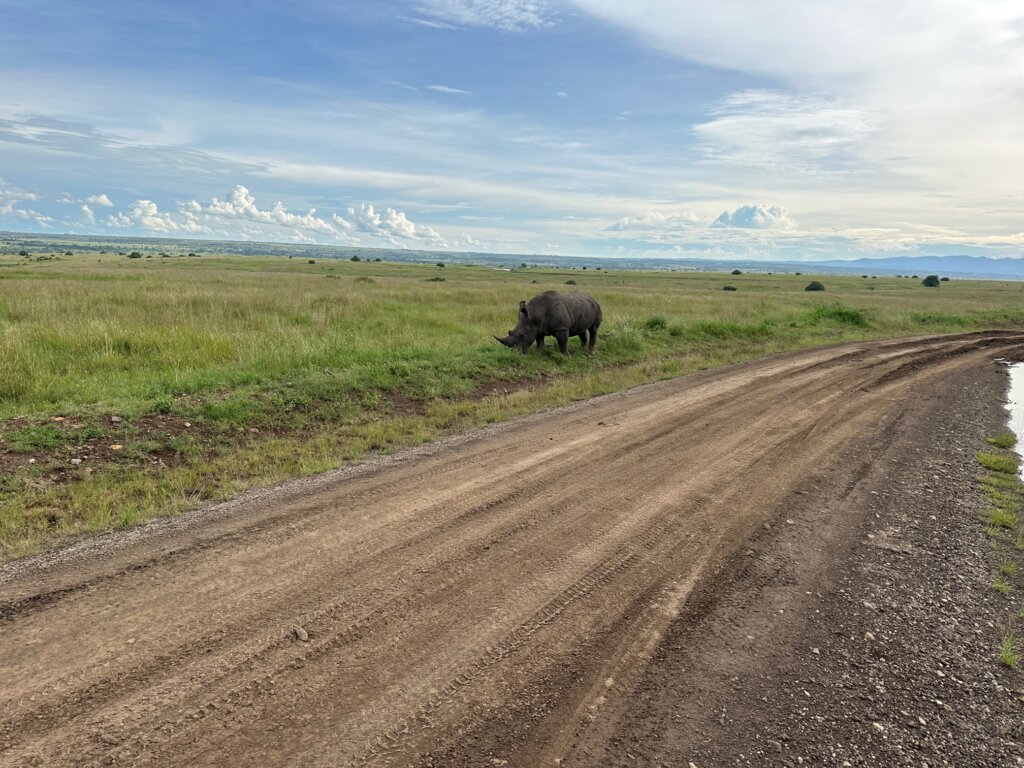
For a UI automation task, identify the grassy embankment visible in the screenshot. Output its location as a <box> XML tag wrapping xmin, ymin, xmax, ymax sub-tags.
<box><xmin>2</xmin><ymin>252</ymin><xmax>1024</xmax><ymax>559</ymax></box>
<box><xmin>977</xmin><ymin>431</ymin><xmax>1024</xmax><ymax>668</ymax></box>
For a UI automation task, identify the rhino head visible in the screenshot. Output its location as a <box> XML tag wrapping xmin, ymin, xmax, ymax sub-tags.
<box><xmin>495</xmin><ymin>299</ymin><xmax>538</xmax><ymax>353</ymax></box>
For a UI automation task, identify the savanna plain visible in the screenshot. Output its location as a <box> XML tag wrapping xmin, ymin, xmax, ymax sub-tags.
<box><xmin>3</xmin><ymin>249</ymin><xmax>1024</xmax><ymax>766</ymax></box>
<box><xmin>2</xmin><ymin>251</ymin><xmax>1024</xmax><ymax>559</ymax></box>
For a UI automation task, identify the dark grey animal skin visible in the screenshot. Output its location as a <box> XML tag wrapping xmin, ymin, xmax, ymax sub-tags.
<box><xmin>495</xmin><ymin>290</ymin><xmax>602</xmax><ymax>355</ymax></box>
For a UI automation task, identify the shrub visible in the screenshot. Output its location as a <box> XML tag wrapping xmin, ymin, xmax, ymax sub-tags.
<box><xmin>643</xmin><ymin>316</ymin><xmax>668</xmax><ymax>331</ymax></box>
<box><xmin>308</xmin><ymin>259</ymin><xmax>316</xmax><ymax>264</ymax></box>
<box><xmin>805</xmin><ymin>303</ymin><xmax>870</xmax><ymax>326</ymax></box>
<box><xmin>350</xmin><ymin>255</ymin><xmax>361</xmax><ymax>262</ymax></box>
<box><xmin>722</xmin><ymin>285</ymin><xmax>737</xmax><ymax>291</ymax></box>
<box><xmin>565</xmin><ymin>279</ymin><xmax>577</xmax><ymax>285</ymax></box>
<box><xmin>426</xmin><ymin>276</ymin><xmax>445</xmax><ymax>282</ymax></box>
<box><xmin>128</xmin><ymin>251</ymin><xmax>143</xmax><ymax>259</ymax></box>
<box><xmin>940</xmin><ymin>276</ymin><xmax>950</xmax><ymax>282</ymax></box>
<box><xmin>436</xmin><ymin>262</ymin><xmax>445</xmax><ymax>268</ymax></box>
<box><xmin>187</xmin><ymin>252</ymin><xmax>199</xmax><ymax>257</ymax></box>
<box><xmin>922</xmin><ymin>275</ymin><xmax>940</xmax><ymax>287</ymax></box>
<box><xmin>805</xmin><ymin>280</ymin><xmax>825</xmax><ymax>291</ymax></box>
<box><xmin>731</xmin><ymin>269</ymin><xmax>742</xmax><ymax>275</ymax></box>
<box><xmin>18</xmin><ymin>250</ymin><xmax>28</xmax><ymax>257</ymax></box>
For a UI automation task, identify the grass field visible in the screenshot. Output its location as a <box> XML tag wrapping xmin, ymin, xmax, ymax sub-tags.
<box><xmin>2</xmin><ymin>251</ymin><xmax>1024</xmax><ymax>559</ymax></box>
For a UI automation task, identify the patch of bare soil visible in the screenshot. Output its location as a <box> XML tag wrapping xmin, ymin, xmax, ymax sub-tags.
<box><xmin>1</xmin><ymin>332</ymin><xmax>1023</xmax><ymax>767</ymax></box>
<box><xmin>0</xmin><ymin>413</ymin><xmax>207</xmax><ymax>487</ymax></box>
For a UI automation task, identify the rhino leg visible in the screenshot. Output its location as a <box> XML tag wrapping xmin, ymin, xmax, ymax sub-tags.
<box><xmin>554</xmin><ymin>330</ymin><xmax>570</xmax><ymax>355</ymax></box>
<box><xmin>577</xmin><ymin>331</ymin><xmax>588</xmax><ymax>350</ymax></box>
<box><xmin>587</xmin><ymin>324</ymin><xmax>598</xmax><ymax>353</ymax></box>
<box><xmin>535</xmin><ymin>332</ymin><xmax>545</xmax><ymax>352</ymax></box>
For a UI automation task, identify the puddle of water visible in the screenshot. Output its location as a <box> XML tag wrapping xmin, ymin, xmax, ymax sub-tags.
<box><xmin>1004</xmin><ymin>362</ymin><xmax>1024</xmax><ymax>476</ymax></box>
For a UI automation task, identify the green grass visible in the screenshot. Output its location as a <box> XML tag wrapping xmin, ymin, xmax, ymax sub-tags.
<box><xmin>992</xmin><ymin>576</ymin><xmax>1014</xmax><ymax>595</ymax></box>
<box><xmin>2</xmin><ymin>252</ymin><xmax>1024</xmax><ymax>558</ymax></box>
<box><xmin>1001</xmin><ymin>632</ymin><xmax>1019</xmax><ymax>668</ymax></box>
<box><xmin>980</xmin><ymin>473</ymin><xmax>1022</xmax><ymax>492</ymax></box>
<box><xmin>977</xmin><ymin>452</ymin><xmax>1020</xmax><ymax>475</ymax></box>
<box><xmin>988</xmin><ymin>430</ymin><xmax>1018</xmax><ymax>450</ymax></box>
<box><xmin>976</xmin><ymin>439</ymin><xmax>1024</xmax><ymax>667</ymax></box>
<box><xmin>6</xmin><ymin>425</ymin><xmax>68</xmax><ymax>452</ymax></box>
<box><xmin>983</xmin><ymin>507</ymin><xmax>1019</xmax><ymax>530</ymax></box>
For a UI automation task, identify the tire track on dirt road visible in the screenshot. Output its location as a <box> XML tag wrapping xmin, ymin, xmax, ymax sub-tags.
<box><xmin>1</xmin><ymin>332</ymin><xmax>1022</xmax><ymax>766</ymax></box>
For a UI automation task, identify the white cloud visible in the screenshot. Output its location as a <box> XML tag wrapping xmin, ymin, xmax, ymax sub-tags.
<box><xmin>712</xmin><ymin>204</ymin><xmax>794</xmax><ymax>229</ymax></box>
<box><xmin>385</xmin><ymin>79</ymin><xmax>419</xmax><ymax>91</ymax></box>
<box><xmin>80</xmin><ymin>204</ymin><xmax>95</xmax><ymax>224</ymax></box>
<box><xmin>454</xmin><ymin>231</ymin><xmax>483</xmax><ymax>247</ymax></box>
<box><xmin>413</xmin><ymin>0</ymin><xmax>555</xmax><ymax>30</ymax></box>
<box><xmin>198</xmin><ymin>185</ymin><xmax>338</xmax><ymax>236</ymax></box>
<box><xmin>569</xmin><ymin>1</ymin><xmax>1024</xmax><ymax>196</ymax></box>
<box><xmin>605</xmin><ymin>210</ymin><xmax>700</xmax><ymax>232</ymax></box>
<box><xmin>0</xmin><ymin>181</ymin><xmax>38</xmax><ymax>214</ymax></box>
<box><xmin>567</xmin><ymin>2</ymin><xmax>1024</xmax><ymax>87</ymax></box>
<box><xmin>347</xmin><ymin>202</ymin><xmax>445</xmax><ymax>246</ymax></box>
<box><xmin>425</xmin><ymin>84</ymin><xmax>472</xmax><ymax>96</ymax></box>
<box><xmin>695</xmin><ymin>90</ymin><xmax>874</xmax><ymax>172</ymax></box>
<box><xmin>101</xmin><ymin>185</ymin><xmax>447</xmax><ymax>247</ymax></box>
<box><xmin>13</xmin><ymin>208</ymin><xmax>54</xmax><ymax>226</ymax></box>
<box><xmin>85</xmin><ymin>193</ymin><xmax>113</xmax><ymax>207</ymax></box>
<box><xmin>401</xmin><ymin>15</ymin><xmax>459</xmax><ymax>29</ymax></box>
<box><xmin>107</xmin><ymin>199</ymin><xmax>209</xmax><ymax>233</ymax></box>
<box><xmin>0</xmin><ymin>181</ymin><xmax>47</xmax><ymax>223</ymax></box>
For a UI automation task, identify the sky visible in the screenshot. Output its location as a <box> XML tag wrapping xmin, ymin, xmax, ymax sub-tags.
<box><xmin>1</xmin><ymin>0</ymin><xmax>1023</xmax><ymax>261</ymax></box>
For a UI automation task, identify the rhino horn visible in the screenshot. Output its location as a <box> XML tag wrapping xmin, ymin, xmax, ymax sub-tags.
<box><xmin>495</xmin><ymin>335</ymin><xmax>513</xmax><ymax>347</ymax></box>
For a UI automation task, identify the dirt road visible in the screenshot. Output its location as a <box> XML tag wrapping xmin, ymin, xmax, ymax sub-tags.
<box><xmin>2</xmin><ymin>332</ymin><xmax>1022</xmax><ymax>767</ymax></box>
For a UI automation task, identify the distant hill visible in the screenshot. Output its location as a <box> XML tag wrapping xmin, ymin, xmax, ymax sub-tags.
<box><xmin>2</xmin><ymin>231</ymin><xmax>1021</xmax><ymax>280</ymax></box>
<box><xmin>813</xmin><ymin>255</ymin><xmax>1024</xmax><ymax>277</ymax></box>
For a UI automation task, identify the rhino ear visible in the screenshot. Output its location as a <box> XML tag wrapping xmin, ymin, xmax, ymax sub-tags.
<box><xmin>519</xmin><ymin>300</ymin><xmax>528</xmax><ymax>319</ymax></box>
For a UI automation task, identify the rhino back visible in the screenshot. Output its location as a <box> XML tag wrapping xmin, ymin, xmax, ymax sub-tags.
<box><xmin>527</xmin><ymin>291</ymin><xmax>600</xmax><ymax>333</ymax></box>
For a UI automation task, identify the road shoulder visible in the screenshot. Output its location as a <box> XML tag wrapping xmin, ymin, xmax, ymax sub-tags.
<box><xmin>584</xmin><ymin>360</ymin><xmax>1024</xmax><ymax>767</ymax></box>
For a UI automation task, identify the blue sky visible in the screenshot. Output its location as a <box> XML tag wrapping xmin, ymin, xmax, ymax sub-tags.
<box><xmin>2</xmin><ymin>0</ymin><xmax>1023</xmax><ymax>261</ymax></box>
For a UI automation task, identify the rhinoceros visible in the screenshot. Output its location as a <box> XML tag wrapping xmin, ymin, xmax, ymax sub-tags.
<box><xmin>495</xmin><ymin>290</ymin><xmax>602</xmax><ymax>355</ymax></box>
